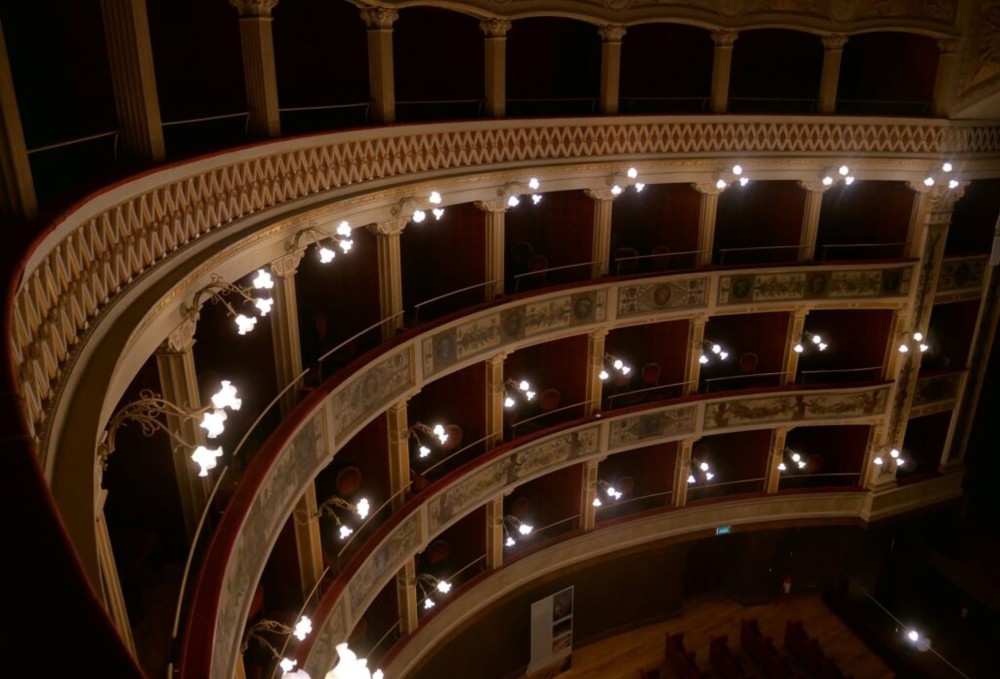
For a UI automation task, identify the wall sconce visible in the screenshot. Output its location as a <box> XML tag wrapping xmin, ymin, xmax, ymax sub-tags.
<box><xmin>409</xmin><ymin>421</ymin><xmax>450</xmax><ymax>459</ymax></box>
<box><xmin>687</xmin><ymin>458</ymin><xmax>715</xmax><ymax>484</ymax></box>
<box><xmin>873</xmin><ymin>447</ymin><xmax>906</xmax><ymax>471</ymax></box>
<box><xmin>922</xmin><ymin>161</ymin><xmax>961</xmax><ymax>190</ymax></box>
<box><xmin>898</xmin><ymin>331</ymin><xmax>930</xmax><ymax>354</ymax></box>
<box><xmin>392</xmin><ymin>190</ymin><xmax>445</xmax><ymax>223</ymax></box>
<box><xmin>609</xmin><ymin>167</ymin><xmax>645</xmax><ymax>196</ymax></box>
<box><xmin>714</xmin><ymin>164</ymin><xmax>750</xmax><ymax>191</ymax></box>
<box><xmin>598</xmin><ymin>354</ymin><xmax>632</xmax><ymax>381</ymax></box>
<box><xmin>821</xmin><ymin>164</ymin><xmax>855</xmax><ymax>187</ymax></box>
<box><xmin>697</xmin><ymin>339</ymin><xmax>730</xmax><ymax>365</ymax></box>
<box><xmin>98</xmin><ymin>381</ymin><xmax>242</xmax><ymax>477</ymax></box>
<box><xmin>777</xmin><ymin>448</ymin><xmax>807</xmax><ymax>473</ymax></box>
<box><xmin>184</xmin><ymin>271</ymin><xmax>274</xmax><ymax>335</ymax></box>
<box><xmin>242</xmin><ymin>615</ymin><xmax>313</xmax><ymax>660</ymax></box>
<box><xmin>502</xmin><ymin>514</ymin><xmax>534</xmax><ymax>547</ymax></box>
<box><xmin>303</xmin><ymin>642</ymin><xmax>383</xmax><ymax>679</ymax></box>
<box><xmin>592</xmin><ymin>479</ymin><xmax>624</xmax><ymax>507</ymax></box>
<box><xmin>414</xmin><ymin>572</ymin><xmax>453</xmax><ymax>610</ymax></box>
<box><xmin>503</xmin><ymin>378</ymin><xmax>536</xmax><ymax>409</ymax></box>
<box><xmin>289</xmin><ymin>221</ymin><xmax>354</xmax><ymax>264</ymax></box>
<box><xmin>499</xmin><ymin>177</ymin><xmax>543</xmax><ymax>207</ymax></box>
<box><xmin>793</xmin><ymin>331</ymin><xmax>828</xmax><ymax>354</ymax></box>
<box><xmin>313</xmin><ymin>494</ymin><xmax>371</xmax><ymax>540</ymax></box>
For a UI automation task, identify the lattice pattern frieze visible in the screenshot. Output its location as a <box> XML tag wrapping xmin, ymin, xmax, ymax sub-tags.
<box><xmin>12</xmin><ymin>118</ymin><xmax>1000</xmax><ymax>447</ymax></box>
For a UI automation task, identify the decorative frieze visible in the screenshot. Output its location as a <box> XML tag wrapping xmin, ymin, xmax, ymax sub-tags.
<box><xmin>717</xmin><ymin>267</ymin><xmax>912</xmax><ymax>305</ymax></box>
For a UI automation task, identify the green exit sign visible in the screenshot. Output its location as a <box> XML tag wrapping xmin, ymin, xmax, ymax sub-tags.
<box><xmin>716</xmin><ymin>526</ymin><xmax>732</xmax><ymax>535</ymax></box>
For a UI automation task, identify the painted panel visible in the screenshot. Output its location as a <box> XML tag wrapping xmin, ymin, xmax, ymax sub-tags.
<box><xmin>703</xmin><ymin>386</ymin><xmax>889</xmax><ymax>430</ymax></box>
<box><xmin>330</xmin><ymin>348</ymin><xmax>413</xmax><ymax>441</ymax></box>
<box><xmin>718</xmin><ymin>267</ymin><xmax>911</xmax><ymax>305</ymax></box>
<box><xmin>617</xmin><ymin>278</ymin><xmax>709</xmax><ymax>317</ymax></box>
<box><xmin>607</xmin><ymin>405</ymin><xmax>698</xmax><ymax>450</ymax></box>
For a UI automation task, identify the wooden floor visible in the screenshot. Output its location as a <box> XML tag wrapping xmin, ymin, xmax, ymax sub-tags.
<box><xmin>527</xmin><ymin>592</ymin><xmax>894</xmax><ymax>679</ymax></box>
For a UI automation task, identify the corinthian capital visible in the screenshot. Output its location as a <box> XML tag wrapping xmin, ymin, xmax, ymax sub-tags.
<box><xmin>821</xmin><ymin>34</ymin><xmax>848</xmax><ymax>51</ymax></box>
<box><xmin>479</xmin><ymin>18</ymin><xmax>512</xmax><ymax>38</ymax></box>
<box><xmin>365</xmin><ymin>218</ymin><xmax>408</xmax><ymax>237</ymax></box>
<box><xmin>711</xmin><ymin>30</ymin><xmax>738</xmax><ymax>47</ymax></box>
<box><xmin>230</xmin><ymin>0</ymin><xmax>278</xmax><ymax>17</ymax></box>
<box><xmin>360</xmin><ymin>7</ymin><xmax>398</xmax><ymax>29</ymax></box>
<box><xmin>598</xmin><ymin>25</ymin><xmax>627</xmax><ymax>43</ymax></box>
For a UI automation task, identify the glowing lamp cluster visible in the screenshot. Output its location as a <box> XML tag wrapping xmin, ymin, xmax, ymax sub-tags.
<box><xmin>715</xmin><ymin>164</ymin><xmax>750</xmax><ymax>191</ymax></box>
<box><xmin>191</xmin><ymin>380</ymin><xmax>242</xmax><ymax>476</ymax></box>
<box><xmin>412</xmin><ymin>191</ymin><xmax>445</xmax><ymax>223</ymax></box>
<box><xmin>503</xmin><ymin>379</ymin><xmax>536</xmax><ymax>409</ymax></box>
<box><xmin>416</xmin><ymin>573</ymin><xmax>454</xmax><ymax>611</ymax></box>
<box><xmin>611</xmin><ymin>167</ymin><xmax>645</xmax><ymax>196</ymax></box>
<box><xmin>503</xmin><ymin>514</ymin><xmax>534</xmax><ymax>547</ymax></box>
<box><xmin>317</xmin><ymin>222</ymin><xmax>355</xmax><ymax>264</ymax></box>
<box><xmin>778</xmin><ymin>450</ymin><xmax>807</xmax><ymax>473</ymax></box>
<box><xmin>592</xmin><ymin>480</ymin><xmax>624</xmax><ymax>507</ymax></box>
<box><xmin>923</xmin><ymin>162</ymin><xmax>960</xmax><ymax>190</ymax></box>
<box><xmin>794</xmin><ymin>332</ymin><xmax>828</xmax><ymax>354</ymax></box>
<box><xmin>506</xmin><ymin>177</ymin><xmax>543</xmax><ymax>207</ymax></box>
<box><xmin>410</xmin><ymin>421</ymin><xmax>450</xmax><ymax>459</ymax></box>
<box><xmin>873</xmin><ymin>447</ymin><xmax>905</xmax><ymax>468</ymax></box>
<box><xmin>822</xmin><ymin>164</ymin><xmax>856</xmax><ymax>187</ymax></box>
<box><xmin>281</xmin><ymin>643</ymin><xmax>384</xmax><ymax>679</ymax></box>
<box><xmin>687</xmin><ymin>459</ymin><xmax>715</xmax><ymax>484</ymax></box>
<box><xmin>234</xmin><ymin>269</ymin><xmax>276</xmax><ymax>335</ymax></box>
<box><xmin>599</xmin><ymin>354</ymin><xmax>632</xmax><ymax>381</ymax></box>
<box><xmin>698</xmin><ymin>340</ymin><xmax>730</xmax><ymax>365</ymax></box>
<box><xmin>315</xmin><ymin>494</ymin><xmax>372</xmax><ymax>541</ymax></box>
<box><xmin>898</xmin><ymin>331</ymin><xmax>929</xmax><ymax>354</ymax></box>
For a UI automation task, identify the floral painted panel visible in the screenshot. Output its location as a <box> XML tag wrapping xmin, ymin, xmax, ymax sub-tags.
<box><xmin>427</xmin><ymin>458</ymin><xmax>511</xmax><ymax>533</ymax></box>
<box><xmin>937</xmin><ymin>256</ymin><xmax>987</xmax><ymax>293</ymax></box>
<box><xmin>607</xmin><ymin>405</ymin><xmax>698</xmax><ymax>450</ymax></box>
<box><xmin>304</xmin><ymin>598</ymin><xmax>347</xmax><ymax>679</ymax></box>
<box><xmin>718</xmin><ymin>267</ymin><xmax>911</xmax><ymax>305</ymax></box>
<box><xmin>330</xmin><ymin>348</ymin><xmax>412</xmax><ymax>441</ymax></box>
<box><xmin>617</xmin><ymin>278</ymin><xmax>709</xmax><ymax>317</ymax></box>
<box><xmin>912</xmin><ymin>372</ymin><xmax>962</xmax><ymax>407</ymax></box>
<box><xmin>347</xmin><ymin>512</ymin><xmax>421</xmax><ymax>615</ymax></box>
<box><xmin>703</xmin><ymin>386</ymin><xmax>889</xmax><ymax>430</ymax></box>
<box><xmin>511</xmin><ymin>427</ymin><xmax>599</xmax><ymax>479</ymax></box>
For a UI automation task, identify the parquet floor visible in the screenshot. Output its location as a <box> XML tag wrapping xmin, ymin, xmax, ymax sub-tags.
<box><xmin>528</xmin><ymin>592</ymin><xmax>894</xmax><ymax>679</ymax></box>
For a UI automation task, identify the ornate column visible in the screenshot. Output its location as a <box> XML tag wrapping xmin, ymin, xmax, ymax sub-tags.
<box><xmin>231</xmin><ymin>0</ymin><xmax>281</xmax><ymax>138</ymax></box>
<box><xmin>933</xmin><ymin>38</ymin><xmax>961</xmax><ymax>117</ymax></box>
<box><xmin>485</xmin><ymin>352</ymin><xmax>508</xmax><ymax>449</ymax></box>
<box><xmin>585</xmin><ymin>329</ymin><xmax>608</xmax><ymax>415</ymax></box>
<box><xmin>710</xmin><ymin>30</ymin><xmax>738</xmax><ymax>113</ymax></box>
<box><xmin>693</xmin><ymin>183</ymin><xmax>722</xmax><ymax>267</ymax></box>
<box><xmin>817</xmin><ymin>35</ymin><xmax>847</xmax><ymax>115</ymax></box>
<box><xmin>797</xmin><ymin>181</ymin><xmax>829</xmax><ymax>261</ymax></box>
<box><xmin>764</xmin><ymin>427</ymin><xmax>792</xmax><ymax>493</ymax></box>
<box><xmin>270</xmin><ymin>251</ymin><xmax>305</xmax><ymax>414</ymax></box>
<box><xmin>862</xmin><ymin>423</ymin><xmax>894</xmax><ymax>490</ymax></box>
<box><xmin>100</xmin><ymin>0</ymin><xmax>165</xmax><ymax>161</ymax></box>
<box><xmin>781</xmin><ymin>308</ymin><xmax>808</xmax><ymax>386</ymax></box>
<box><xmin>585</xmin><ymin>188</ymin><xmax>616</xmax><ymax>278</ymax></box>
<box><xmin>672</xmin><ymin>438</ymin><xmax>695</xmax><ymax>508</ymax></box>
<box><xmin>155</xmin><ymin>322</ymin><xmax>210</xmax><ymax>542</ymax></box>
<box><xmin>361</xmin><ymin>8</ymin><xmax>398</xmax><ymax>124</ymax></box>
<box><xmin>481</xmin><ymin>19</ymin><xmax>511</xmax><ymax>117</ymax></box>
<box><xmin>0</xmin><ymin>19</ymin><xmax>36</xmax><ymax>219</ymax></box>
<box><xmin>485</xmin><ymin>495</ymin><xmax>504</xmax><ymax>570</ymax></box>
<box><xmin>683</xmin><ymin>315</ymin><xmax>708</xmax><ymax>396</ymax></box>
<box><xmin>367</xmin><ymin>219</ymin><xmax>408</xmax><ymax>341</ymax></box>
<box><xmin>580</xmin><ymin>459</ymin><xmax>600</xmax><ymax>530</ymax></box>
<box><xmin>598</xmin><ymin>25</ymin><xmax>626</xmax><ymax>115</ymax></box>
<box><xmin>96</xmin><ymin>489</ymin><xmax>137</xmax><ymax>659</ymax></box>
<box><xmin>475</xmin><ymin>198</ymin><xmax>507</xmax><ymax>300</ymax></box>
<box><xmin>396</xmin><ymin>561</ymin><xmax>419</xmax><ymax>635</ymax></box>
<box><xmin>386</xmin><ymin>401</ymin><xmax>411</xmax><ymax>510</ymax></box>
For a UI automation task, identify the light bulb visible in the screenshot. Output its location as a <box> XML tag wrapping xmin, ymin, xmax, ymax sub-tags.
<box><xmin>719</xmin><ymin>351</ymin><xmax>729</xmax><ymax>360</ymax></box>
<box><xmin>191</xmin><ymin>446</ymin><xmax>223</xmax><ymax>477</ymax></box>
<box><xmin>839</xmin><ymin>165</ymin><xmax>850</xmax><ymax>176</ymax></box>
<box><xmin>791</xmin><ymin>452</ymin><xmax>801</xmax><ymax>462</ymax></box>
<box><xmin>913</xmin><ymin>332</ymin><xmax>924</xmax><ymax>342</ymax></box>
<box><xmin>732</xmin><ymin>164</ymin><xmax>743</xmax><ymax>176</ymax></box>
<box><xmin>424</xmin><ymin>598</ymin><xmax>435</xmax><ymax>610</ymax></box>
<box><xmin>338</xmin><ymin>525</ymin><xmax>353</xmax><ymax>540</ymax></box>
<box><xmin>613</xmin><ymin>359</ymin><xmax>624</xmax><ymax>370</ymax></box>
<box><xmin>627</xmin><ymin>167</ymin><xmax>638</xmax><ymax>179</ymax></box>
<box><xmin>822</xmin><ymin>176</ymin><xmax>834</xmax><ymax>186</ymax></box>
<box><xmin>428</xmin><ymin>191</ymin><xmax>442</xmax><ymax>204</ymax></box>
<box><xmin>716</xmin><ymin>179</ymin><xmax>727</xmax><ymax>190</ymax></box>
<box><xmin>874</xmin><ymin>456</ymin><xmax>884</xmax><ymax>466</ymax></box>
<box><xmin>531</xmin><ymin>194</ymin><xmax>543</xmax><ymax>204</ymax></box>
<box><xmin>253</xmin><ymin>269</ymin><xmax>274</xmax><ymax>290</ymax></box>
<box><xmin>279</xmin><ymin>658</ymin><xmax>296</xmax><ymax>673</ymax></box>
<box><xmin>507</xmin><ymin>195</ymin><xmax>520</xmax><ymax>208</ymax></box>
<box><xmin>794</xmin><ymin>344</ymin><xmax>804</xmax><ymax>353</ymax></box>
<box><xmin>613</xmin><ymin>491</ymin><xmax>622</xmax><ymax>500</ymax></box>
<box><xmin>919</xmin><ymin>343</ymin><xmax>929</xmax><ymax>352</ymax></box>
<box><xmin>504</xmin><ymin>396</ymin><xmax>515</xmax><ymax>408</ymax></box>
<box><xmin>293</xmin><ymin>616</ymin><xmax>312</xmax><ymax>640</ymax></box>
<box><xmin>739</xmin><ymin>176</ymin><xmax>750</xmax><ymax>187</ymax></box>
<box><xmin>412</xmin><ymin>209</ymin><xmax>426</xmax><ymax>223</ymax></box>
<box><xmin>896</xmin><ymin>457</ymin><xmax>905</xmax><ymax>466</ymax></box>
<box><xmin>899</xmin><ymin>343</ymin><xmax>909</xmax><ymax>353</ymax></box>
<box><xmin>948</xmin><ymin>179</ymin><xmax>959</xmax><ymax>190</ymax></box>
<box><xmin>432</xmin><ymin>208</ymin><xmax>445</xmax><ymax>220</ymax></box>
<box><xmin>797</xmin><ymin>460</ymin><xmax>806</xmax><ymax>469</ymax></box>
<box><xmin>907</xmin><ymin>630</ymin><xmax>920</xmax><ymax>642</ymax></box>
<box><xmin>606</xmin><ymin>486</ymin><xmax>617</xmax><ymax>497</ymax></box>
<box><xmin>844</xmin><ymin>176</ymin><xmax>855</xmax><ymax>185</ymax></box>
<box><xmin>699</xmin><ymin>355</ymin><xmax>709</xmax><ymax>365</ymax></box>
<box><xmin>592</xmin><ymin>497</ymin><xmax>602</xmax><ymax>507</ymax></box>
<box><xmin>890</xmin><ymin>448</ymin><xmax>900</xmax><ymax>459</ymax></box>
<box><xmin>433</xmin><ymin>423</ymin><xmax>445</xmax><ymax>436</ymax></box>
<box><xmin>599</xmin><ymin>369</ymin><xmax>609</xmax><ymax>381</ymax></box>
<box><xmin>318</xmin><ymin>247</ymin><xmax>336</xmax><ymax>263</ymax></box>
<box><xmin>634</xmin><ymin>183</ymin><xmax>645</xmax><ymax>192</ymax></box>
<box><xmin>700</xmin><ymin>462</ymin><xmax>709</xmax><ymax>471</ymax></box>
<box><xmin>819</xmin><ymin>343</ymin><xmax>827</xmax><ymax>351</ymax></box>
<box><xmin>506</xmin><ymin>536</ymin><xmax>516</xmax><ymax>547</ymax></box>
<box><xmin>622</xmin><ymin>365</ymin><xmax>631</xmax><ymax>375</ymax></box>
<box><xmin>812</xmin><ymin>334</ymin><xmax>822</xmax><ymax>344</ymax></box>
<box><xmin>705</xmin><ymin>472</ymin><xmax>714</xmax><ymax>480</ymax></box>
<box><xmin>211</xmin><ymin>380</ymin><xmax>242</xmax><ymax>410</ymax></box>
<box><xmin>355</xmin><ymin>497</ymin><xmax>370</xmax><ymax>519</ymax></box>
<box><xmin>518</xmin><ymin>523</ymin><xmax>533</xmax><ymax>535</ymax></box>
<box><xmin>340</xmin><ymin>239</ymin><xmax>353</xmax><ymax>253</ymax></box>
<box><xmin>942</xmin><ymin>162</ymin><xmax>953</xmax><ymax>172</ymax></box>
<box><xmin>712</xmin><ymin>344</ymin><xmax>722</xmax><ymax>354</ymax></box>
<box><xmin>437</xmin><ymin>580</ymin><xmax>452</xmax><ymax>594</ymax></box>
<box><xmin>778</xmin><ymin>462</ymin><xmax>787</xmax><ymax>471</ymax></box>
<box><xmin>419</xmin><ymin>445</ymin><xmax>430</xmax><ymax>458</ymax></box>
<box><xmin>687</xmin><ymin>474</ymin><xmax>696</xmax><ymax>484</ymax></box>
<box><xmin>924</xmin><ymin>177</ymin><xmax>935</xmax><ymax>187</ymax></box>
<box><xmin>254</xmin><ymin>297</ymin><xmax>274</xmax><ymax>316</ymax></box>
<box><xmin>611</xmin><ymin>185</ymin><xmax>623</xmax><ymax>196</ymax></box>
<box><xmin>235</xmin><ymin>314</ymin><xmax>257</xmax><ymax>335</ymax></box>
<box><xmin>336</xmin><ymin>220</ymin><xmax>352</xmax><ymax>236</ymax></box>
<box><xmin>528</xmin><ymin>177</ymin><xmax>540</xmax><ymax>190</ymax></box>
<box><xmin>373</xmin><ymin>671</ymin><xmax>384</xmax><ymax>679</ymax></box>
<box><xmin>200</xmin><ymin>409</ymin><xmax>228</xmax><ymax>438</ymax></box>
<box><xmin>518</xmin><ymin>380</ymin><xmax>530</xmax><ymax>391</ymax></box>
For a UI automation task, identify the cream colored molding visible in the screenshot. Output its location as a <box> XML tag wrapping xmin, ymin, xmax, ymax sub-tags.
<box><xmin>229</xmin><ymin>0</ymin><xmax>278</xmax><ymax>17</ymax></box>
<box><xmin>711</xmin><ymin>29</ymin><xmax>739</xmax><ymax>46</ymax></box>
<box><xmin>359</xmin><ymin>6</ymin><xmax>398</xmax><ymax>29</ymax></box>
<box><xmin>821</xmin><ymin>34</ymin><xmax>849</xmax><ymax>50</ymax></box>
<box><xmin>479</xmin><ymin>18</ymin><xmax>511</xmax><ymax>37</ymax></box>
<box><xmin>598</xmin><ymin>24</ymin><xmax>627</xmax><ymax>42</ymax></box>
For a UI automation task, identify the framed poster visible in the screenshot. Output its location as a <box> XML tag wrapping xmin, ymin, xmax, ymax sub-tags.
<box><xmin>528</xmin><ymin>585</ymin><xmax>574</xmax><ymax>676</ymax></box>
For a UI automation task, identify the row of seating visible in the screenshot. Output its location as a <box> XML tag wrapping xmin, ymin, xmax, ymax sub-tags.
<box><xmin>741</xmin><ymin>618</ymin><xmax>805</xmax><ymax>679</ymax></box>
<box><xmin>709</xmin><ymin>634</ymin><xmax>747</xmax><ymax>678</ymax></box>
<box><xmin>784</xmin><ymin>620</ymin><xmax>852</xmax><ymax>679</ymax></box>
<box><xmin>663</xmin><ymin>632</ymin><xmax>709</xmax><ymax>679</ymax></box>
